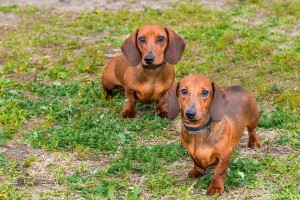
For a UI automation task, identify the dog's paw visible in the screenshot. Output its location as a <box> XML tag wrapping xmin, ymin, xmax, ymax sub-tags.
<box><xmin>207</xmin><ymin>182</ymin><xmax>224</xmax><ymax>196</ymax></box>
<box><xmin>105</xmin><ymin>94</ymin><xmax>113</xmax><ymax>100</ymax></box>
<box><xmin>248</xmin><ymin>140</ymin><xmax>261</xmax><ymax>149</ymax></box>
<box><xmin>104</xmin><ymin>90</ymin><xmax>113</xmax><ymax>100</ymax></box>
<box><xmin>188</xmin><ymin>169</ymin><xmax>204</xmax><ymax>178</ymax></box>
<box><xmin>159</xmin><ymin>111</ymin><xmax>168</xmax><ymax>118</ymax></box>
<box><xmin>122</xmin><ymin>110</ymin><xmax>136</xmax><ymax>118</ymax></box>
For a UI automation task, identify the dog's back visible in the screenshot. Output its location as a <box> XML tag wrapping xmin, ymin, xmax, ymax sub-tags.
<box><xmin>224</xmin><ymin>86</ymin><xmax>259</xmax><ymax>135</ymax></box>
<box><xmin>102</xmin><ymin>55</ymin><xmax>129</xmax><ymax>91</ymax></box>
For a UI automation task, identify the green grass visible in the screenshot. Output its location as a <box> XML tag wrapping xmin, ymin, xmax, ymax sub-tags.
<box><xmin>0</xmin><ymin>0</ymin><xmax>299</xmax><ymax>199</ymax></box>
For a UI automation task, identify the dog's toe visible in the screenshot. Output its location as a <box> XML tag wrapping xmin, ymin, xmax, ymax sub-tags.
<box><xmin>122</xmin><ymin>110</ymin><xmax>136</xmax><ymax>118</ymax></box>
<box><xmin>207</xmin><ymin>181</ymin><xmax>224</xmax><ymax>196</ymax></box>
<box><xmin>248</xmin><ymin>140</ymin><xmax>261</xmax><ymax>149</ymax></box>
<box><xmin>159</xmin><ymin>111</ymin><xmax>168</xmax><ymax>118</ymax></box>
<box><xmin>188</xmin><ymin>169</ymin><xmax>204</xmax><ymax>178</ymax></box>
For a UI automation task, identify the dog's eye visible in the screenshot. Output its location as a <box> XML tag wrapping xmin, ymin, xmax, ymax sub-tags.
<box><xmin>138</xmin><ymin>37</ymin><xmax>146</xmax><ymax>44</ymax></box>
<box><xmin>201</xmin><ymin>89</ymin><xmax>209</xmax><ymax>97</ymax></box>
<box><xmin>181</xmin><ymin>89</ymin><xmax>188</xmax><ymax>96</ymax></box>
<box><xmin>157</xmin><ymin>36</ymin><xmax>165</xmax><ymax>43</ymax></box>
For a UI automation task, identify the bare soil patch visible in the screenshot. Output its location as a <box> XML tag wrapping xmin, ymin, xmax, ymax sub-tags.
<box><xmin>0</xmin><ymin>12</ymin><xmax>20</xmax><ymax>26</ymax></box>
<box><xmin>238</xmin><ymin>129</ymin><xmax>296</xmax><ymax>158</ymax></box>
<box><xmin>0</xmin><ymin>141</ymin><xmax>112</xmax><ymax>192</ymax></box>
<box><xmin>1</xmin><ymin>0</ymin><xmax>230</xmax><ymax>14</ymax></box>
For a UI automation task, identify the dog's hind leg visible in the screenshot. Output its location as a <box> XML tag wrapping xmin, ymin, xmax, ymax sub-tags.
<box><xmin>102</xmin><ymin>67</ymin><xmax>119</xmax><ymax>99</ymax></box>
<box><xmin>247</xmin><ymin>125</ymin><xmax>261</xmax><ymax>148</ymax></box>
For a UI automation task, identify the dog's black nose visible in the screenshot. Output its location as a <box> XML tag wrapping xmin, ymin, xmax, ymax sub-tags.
<box><xmin>144</xmin><ymin>54</ymin><xmax>155</xmax><ymax>64</ymax></box>
<box><xmin>185</xmin><ymin>109</ymin><xmax>196</xmax><ymax>119</ymax></box>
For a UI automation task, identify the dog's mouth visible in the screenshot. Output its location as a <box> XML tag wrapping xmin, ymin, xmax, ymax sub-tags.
<box><xmin>182</xmin><ymin>117</ymin><xmax>201</xmax><ymax>126</ymax></box>
<box><xmin>142</xmin><ymin>63</ymin><xmax>164</xmax><ymax>69</ymax></box>
<box><xmin>186</xmin><ymin>118</ymin><xmax>198</xmax><ymax>123</ymax></box>
<box><xmin>183</xmin><ymin>121</ymin><xmax>203</xmax><ymax>129</ymax></box>
<box><xmin>182</xmin><ymin>113</ymin><xmax>208</xmax><ymax>127</ymax></box>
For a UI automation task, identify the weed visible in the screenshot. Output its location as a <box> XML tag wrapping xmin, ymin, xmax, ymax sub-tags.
<box><xmin>259</xmin><ymin>107</ymin><xmax>299</xmax><ymax>130</ymax></box>
<box><xmin>0</xmin><ymin>130</ymin><xmax>11</xmax><ymax>145</ymax></box>
<box><xmin>0</xmin><ymin>5</ymin><xmax>21</xmax><ymax>13</ymax></box>
<box><xmin>107</xmin><ymin>143</ymin><xmax>187</xmax><ymax>175</ymax></box>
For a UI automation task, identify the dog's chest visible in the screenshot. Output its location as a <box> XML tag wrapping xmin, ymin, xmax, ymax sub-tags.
<box><xmin>181</xmin><ymin>134</ymin><xmax>218</xmax><ymax>168</ymax></box>
<box><xmin>193</xmin><ymin>147</ymin><xmax>217</xmax><ymax>168</ymax></box>
<box><xmin>124</xmin><ymin>64</ymin><xmax>174</xmax><ymax>102</ymax></box>
<box><xmin>134</xmin><ymin>79</ymin><xmax>171</xmax><ymax>102</ymax></box>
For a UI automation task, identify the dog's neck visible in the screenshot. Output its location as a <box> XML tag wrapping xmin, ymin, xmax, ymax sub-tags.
<box><xmin>183</xmin><ymin>117</ymin><xmax>213</xmax><ymax>133</ymax></box>
<box><xmin>181</xmin><ymin>117</ymin><xmax>226</xmax><ymax>147</ymax></box>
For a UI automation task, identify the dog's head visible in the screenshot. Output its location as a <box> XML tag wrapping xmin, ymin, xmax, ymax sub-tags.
<box><xmin>166</xmin><ymin>75</ymin><xmax>228</xmax><ymax>124</ymax></box>
<box><xmin>121</xmin><ymin>25</ymin><xmax>185</xmax><ymax>67</ymax></box>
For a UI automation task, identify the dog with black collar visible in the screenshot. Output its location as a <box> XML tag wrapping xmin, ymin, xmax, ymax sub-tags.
<box><xmin>167</xmin><ymin>74</ymin><xmax>261</xmax><ymax>195</ymax></box>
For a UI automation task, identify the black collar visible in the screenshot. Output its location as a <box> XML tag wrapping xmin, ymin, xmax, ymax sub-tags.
<box><xmin>183</xmin><ymin>118</ymin><xmax>213</xmax><ymax>133</ymax></box>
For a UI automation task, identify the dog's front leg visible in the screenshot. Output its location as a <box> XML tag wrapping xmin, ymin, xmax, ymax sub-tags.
<box><xmin>188</xmin><ymin>161</ymin><xmax>205</xmax><ymax>178</ymax></box>
<box><xmin>122</xmin><ymin>88</ymin><xmax>137</xmax><ymax>118</ymax></box>
<box><xmin>207</xmin><ymin>156</ymin><xmax>231</xmax><ymax>196</ymax></box>
<box><xmin>155</xmin><ymin>93</ymin><xmax>168</xmax><ymax>118</ymax></box>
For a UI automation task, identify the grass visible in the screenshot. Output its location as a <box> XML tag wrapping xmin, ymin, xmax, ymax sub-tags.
<box><xmin>0</xmin><ymin>0</ymin><xmax>299</xmax><ymax>199</ymax></box>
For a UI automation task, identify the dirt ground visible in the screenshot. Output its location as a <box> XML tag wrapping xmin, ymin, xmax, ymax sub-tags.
<box><xmin>1</xmin><ymin>0</ymin><xmax>227</xmax><ymax>12</ymax></box>
<box><xmin>0</xmin><ymin>0</ymin><xmax>229</xmax><ymax>30</ymax></box>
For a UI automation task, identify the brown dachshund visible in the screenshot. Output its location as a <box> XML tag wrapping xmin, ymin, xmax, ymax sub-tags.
<box><xmin>168</xmin><ymin>74</ymin><xmax>261</xmax><ymax>195</ymax></box>
<box><xmin>102</xmin><ymin>25</ymin><xmax>185</xmax><ymax>118</ymax></box>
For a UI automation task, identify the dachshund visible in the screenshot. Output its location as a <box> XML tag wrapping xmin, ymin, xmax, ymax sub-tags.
<box><xmin>168</xmin><ymin>74</ymin><xmax>261</xmax><ymax>195</ymax></box>
<box><xmin>102</xmin><ymin>25</ymin><xmax>185</xmax><ymax>118</ymax></box>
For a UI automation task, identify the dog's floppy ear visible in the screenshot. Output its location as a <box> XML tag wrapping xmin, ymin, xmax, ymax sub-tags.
<box><xmin>210</xmin><ymin>83</ymin><xmax>228</xmax><ymax>122</ymax></box>
<box><xmin>164</xmin><ymin>28</ymin><xmax>186</xmax><ymax>64</ymax></box>
<box><xmin>166</xmin><ymin>82</ymin><xmax>180</xmax><ymax>119</ymax></box>
<box><xmin>121</xmin><ymin>29</ymin><xmax>141</xmax><ymax>67</ymax></box>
